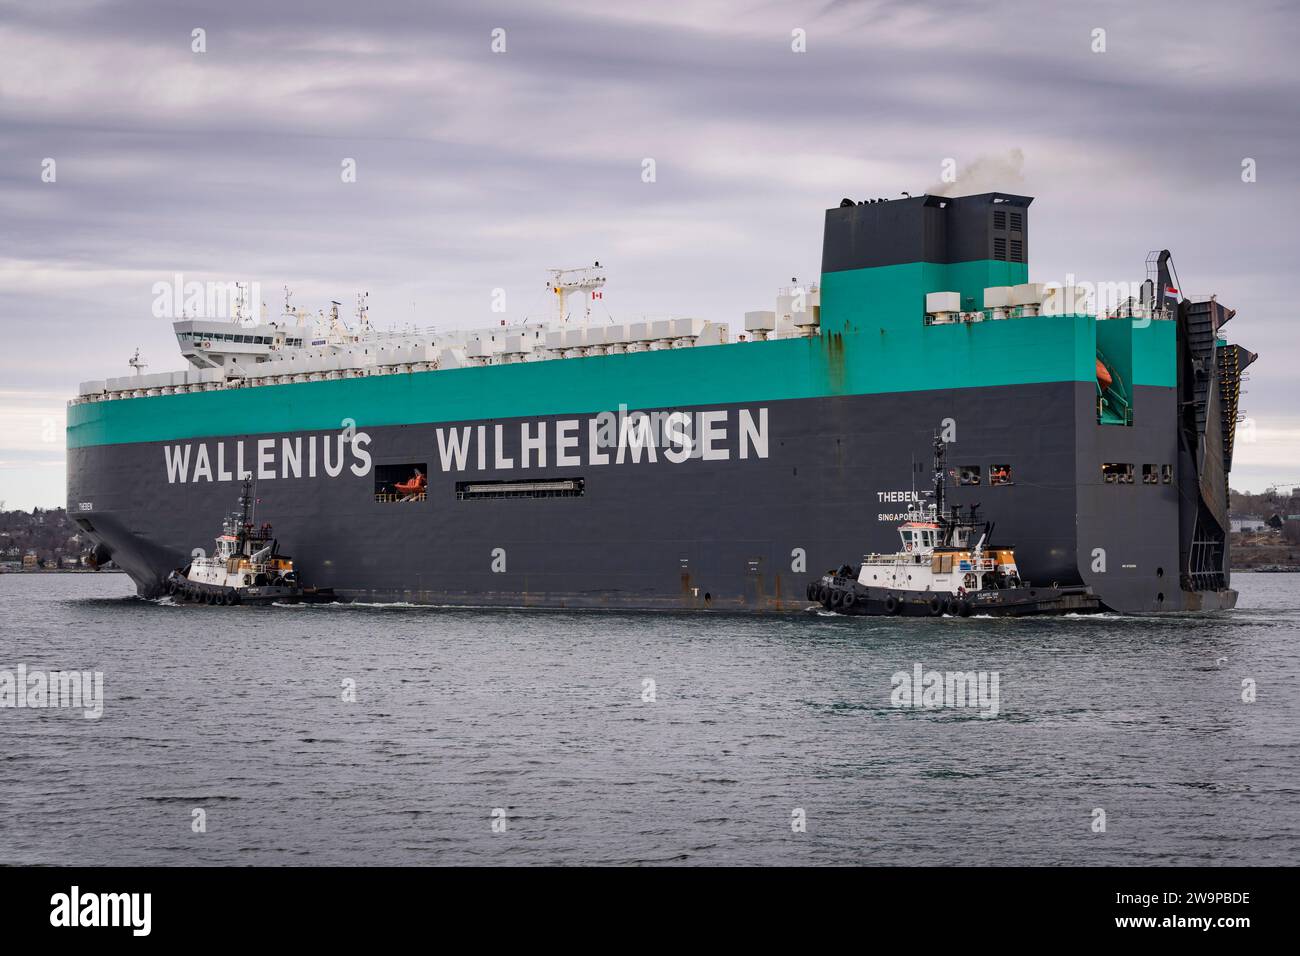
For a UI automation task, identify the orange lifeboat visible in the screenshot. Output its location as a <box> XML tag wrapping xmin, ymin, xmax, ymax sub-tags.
<box><xmin>1095</xmin><ymin>357</ymin><xmax>1113</xmax><ymax>389</ymax></box>
<box><xmin>394</xmin><ymin>473</ymin><xmax>426</xmax><ymax>495</ymax></box>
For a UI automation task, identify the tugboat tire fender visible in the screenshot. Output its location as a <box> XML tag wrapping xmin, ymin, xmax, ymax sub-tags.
<box><xmin>927</xmin><ymin>594</ymin><xmax>944</xmax><ymax>616</ymax></box>
<box><xmin>958</xmin><ymin>600</ymin><xmax>972</xmax><ymax>617</ymax></box>
<box><xmin>841</xmin><ymin>591</ymin><xmax>856</xmax><ymax>609</ymax></box>
<box><xmin>884</xmin><ymin>594</ymin><xmax>900</xmax><ymax>615</ymax></box>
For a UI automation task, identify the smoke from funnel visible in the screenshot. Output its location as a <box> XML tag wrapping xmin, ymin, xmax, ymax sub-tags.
<box><xmin>926</xmin><ymin>148</ymin><xmax>1025</xmax><ymax>197</ymax></box>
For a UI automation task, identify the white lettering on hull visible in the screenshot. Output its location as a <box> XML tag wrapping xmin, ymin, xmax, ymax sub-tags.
<box><xmin>161</xmin><ymin>407</ymin><xmax>769</xmax><ymax>483</ymax></box>
<box><xmin>163</xmin><ymin>431</ymin><xmax>374</xmax><ymax>484</ymax></box>
<box><xmin>432</xmin><ymin>406</ymin><xmax>770</xmax><ymax>473</ymax></box>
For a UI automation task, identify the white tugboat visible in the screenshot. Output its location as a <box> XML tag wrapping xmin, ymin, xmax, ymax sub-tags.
<box><xmin>165</xmin><ymin>479</ymin><xmax>334</xmax><ymax>605</ymax></box>
<box><xmin>807</xmin><ymin>437</ymin><xmax>1100</xmax><ymax>617</ymax></box>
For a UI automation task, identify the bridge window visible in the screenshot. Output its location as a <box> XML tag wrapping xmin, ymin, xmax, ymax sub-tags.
<box><xmin>1162</xmin><ymin>464</ymin><xmax>1173</xmax><ymax>484</ymax></box>
<box><xmin>374</xmin><ymin>462</ymin><xmax>428</xmax><ymax>502</ymax></box>
<box><xmin>958</xmin><ymin>465</ymin><xmax>981</xmax><ymax>486</ymax></box>
<box><xmin>990</xmin><ymin>464</ymin><xmax>1012</xmax><ymax>485</ymax></box>
<box><xmin>1142</xmin><ymin>464</ymin><xmax>1159</xmax><ymax>484</ymax></box>
<box><xmin>1102</xmin><ymin>462</ymin><xmax>1134</xmax><ymax>485</ymax></box>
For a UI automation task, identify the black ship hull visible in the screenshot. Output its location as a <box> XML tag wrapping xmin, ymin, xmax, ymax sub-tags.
<box><xmin>68</xmin><ymin>380</ymin><xmax>1237</xmax><ymax>614</ymax></box>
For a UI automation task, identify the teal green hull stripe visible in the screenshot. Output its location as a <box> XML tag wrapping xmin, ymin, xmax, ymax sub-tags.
<box><xmin>66</xmin><ymin>260</ymin><xmax>1178</xmax><ymax>449</ymax></box>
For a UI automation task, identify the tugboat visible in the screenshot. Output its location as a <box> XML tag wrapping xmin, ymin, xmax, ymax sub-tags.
<box><xmin>165</xmin><ymin>479</ymin><xmax>335</xmax><ymax>605</ymax></box>
<box><xmin>807</xmin><ymin>437</ymin><xmax>1100</xmax><ymax>617</ymax></box>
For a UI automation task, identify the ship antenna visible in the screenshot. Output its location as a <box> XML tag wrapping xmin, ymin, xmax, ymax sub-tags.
<box><xmin>356</xmin><ymin>291</ymin><xmax>370</xmax><ymax>335</ymax></box>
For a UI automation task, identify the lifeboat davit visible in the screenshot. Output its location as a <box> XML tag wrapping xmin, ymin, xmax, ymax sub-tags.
<box><xmin>1095</xmin><ymin>357</ymin><xmax>1113</xmax><ymax>389</ymax></box>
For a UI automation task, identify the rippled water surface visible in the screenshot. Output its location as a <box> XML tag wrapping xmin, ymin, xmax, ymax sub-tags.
<box><xmin>2</xmin><ymin>572</ymin><xmax>1297</xmax><ymax>865</ymax></box>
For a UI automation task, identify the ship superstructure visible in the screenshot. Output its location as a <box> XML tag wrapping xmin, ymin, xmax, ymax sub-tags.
<box><xmin>68</xmin><ymin>192</ymin><xmax>1255</xmax><ymax>613</ymax></box>
<box><xmin>77</xmin><ymin>265</ymin><xmax>757</xmax><ymax>399</ymax></box>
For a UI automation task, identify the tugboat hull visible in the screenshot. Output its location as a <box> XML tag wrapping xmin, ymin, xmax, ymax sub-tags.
<box><xmin>810</xmin><ymin>575</ymin><xmax>1100</xmax><ymax>617</ymax></box>
<box><xmin>164</xmin><ymin>570</ymin><xmax>336</xmax><ymax>606</ymax></box>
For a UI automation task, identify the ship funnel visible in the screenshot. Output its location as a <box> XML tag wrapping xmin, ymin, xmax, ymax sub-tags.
<box><xmin>822</xmin><ymin>192</ymin><xmax>1032</xmax><ymax>274</ymax></box>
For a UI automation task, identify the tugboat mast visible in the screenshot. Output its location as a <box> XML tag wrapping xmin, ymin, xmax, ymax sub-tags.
<box><xmin>932</xmin><ymin>433</ymin><xmax>947</xmax><ymax>520</ymax></box>
<box><xmin>237</xmin><ymin>476</ymin><xmax>254</xmax><ymax>552</ymax></box>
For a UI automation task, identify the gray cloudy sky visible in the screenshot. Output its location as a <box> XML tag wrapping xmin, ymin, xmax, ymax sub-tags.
<box><xmin>2</xmin><ymin>0</ymin><xmax>1298</xmax><ymax>509</ymax></box>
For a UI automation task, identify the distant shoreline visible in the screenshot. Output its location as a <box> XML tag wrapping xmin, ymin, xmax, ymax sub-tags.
<box><xmin>0</xmin><ymin>568</ymin><xmax>126</xmax><ymax>574</ymax></box>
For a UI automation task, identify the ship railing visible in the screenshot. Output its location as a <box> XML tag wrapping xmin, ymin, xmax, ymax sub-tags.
<box><xmin>359</xmin><ymin>326</ymin><xmax>442</xmax><ymax>341</ymax></box>
<box><xmin>374</xmin><ymin>491</ymin><xmax>427</xmax><ymax>503</ymax></box>
<box><xmin>861</xmin><ymin>553</ymin><xmax>1000</xmax><ymax>570</ymax></box>
<box><xmin>924</xmin><ymin>304</ymin><xmax>1119</xmax><ymax>327</ymax></box>
<box><xmin>860</xmin><ymin>552</ymin><xmax>927</xmax><ymax>564</ymax></box>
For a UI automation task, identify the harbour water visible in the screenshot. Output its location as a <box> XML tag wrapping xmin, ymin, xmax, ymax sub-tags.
<box><xmin>1</xmin><ymin>572</ymin><xmax>1296</xmax><ymax>865</ymax></box>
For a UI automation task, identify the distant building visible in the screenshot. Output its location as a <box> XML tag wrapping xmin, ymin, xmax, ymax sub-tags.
<box><xmin>1231</xmin><ymin>516</ymin><xmax>1267</xmax><ymax>533</ymax></box>
<box><xmin>21</xmin><ymin>553</ymin><xmax>38</xmax><ymax>569</ymax></box>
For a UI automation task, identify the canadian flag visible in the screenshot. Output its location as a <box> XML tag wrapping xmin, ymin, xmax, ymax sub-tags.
<box><xmin>591</xmin><ymin>291</ymin><xmax>603</xmax><ymax>300</ymax></box>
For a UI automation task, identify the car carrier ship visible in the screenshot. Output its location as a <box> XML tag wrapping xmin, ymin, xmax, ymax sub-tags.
<box><xmin>66</xmin><ymin>191</ymin><xmax>1255</xmax><ymax>613</ymax></box>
